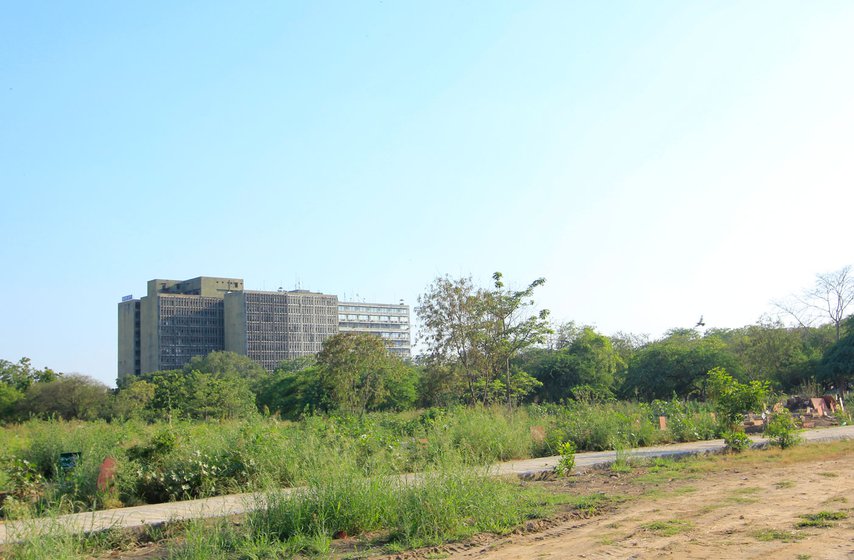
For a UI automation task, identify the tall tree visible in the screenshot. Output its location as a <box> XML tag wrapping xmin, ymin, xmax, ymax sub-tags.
<box><xmin>316</xmin><ymin>332</ymin><xmax>408</xmax><ymax>414</ymax></box>
<box><xmin>417</xmin><ymin>273</ymin><xmax>550</xmax><ymax>406</ymax></box>
<box><xmin>485</xmin><ymin>272</ymin><xmax>551</xmax><ymax>409</ymax></box>
<box><xmin>776</xmin><ymin>265</ymin><xmax>854</xmax><ymax>341</ymax></box>
<box><xmin>819</xmin><ymin>316</ymin><xmax>854</xmax><ymax>403</ymax></box>
<box><xmin>417</xmin><ymin>276</ymin><xmax>490</xmax><ymax>403</ymax></box>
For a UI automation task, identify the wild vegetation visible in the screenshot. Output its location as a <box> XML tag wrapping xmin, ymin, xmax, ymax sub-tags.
<box><xmin>1</xmin><ymin>266</ymin><xmax>853</xmax><ymax>555</ymax></box>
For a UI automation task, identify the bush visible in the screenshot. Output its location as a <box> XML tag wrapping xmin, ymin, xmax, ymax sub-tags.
<box><xmin>765</xmin><ymin>409</ymin><xmax>802</xmax><ymax>449</ymax></box>
<box><xmin>723</xmin><ymin>430</ymin><xmax>751</xmax><ymax>453</ymax></box>
<box><xmin>554</xmin><ymin>441</ymin><xmax>575</xmax><ymax>477</ymax></box>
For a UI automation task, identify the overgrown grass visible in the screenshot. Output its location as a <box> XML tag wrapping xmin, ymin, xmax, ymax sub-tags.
<box><xmin>0</xmin><ymin>400</ymin><xmax>732</xmax><ymax>519</ymax></box>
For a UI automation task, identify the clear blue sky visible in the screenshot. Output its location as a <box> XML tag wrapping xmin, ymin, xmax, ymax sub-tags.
<box><xmin>2</xmin><ymin>1</ymin><xmax>853</xmax><ymax>387</ymax></box>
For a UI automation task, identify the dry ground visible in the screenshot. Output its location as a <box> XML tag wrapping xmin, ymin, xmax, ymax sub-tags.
<box><xmin>383</xmin><ymin>441</ymin><xmax>854</xmax><ymax>560</ymax></box>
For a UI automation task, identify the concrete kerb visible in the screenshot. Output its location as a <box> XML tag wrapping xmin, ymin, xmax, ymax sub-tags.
<box><xmin>2</xmin><ymin>424</ymin><xmax>853</xmax><ymax>546</ymax></box>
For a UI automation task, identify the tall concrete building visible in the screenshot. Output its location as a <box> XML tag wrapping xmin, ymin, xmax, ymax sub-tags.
<box><xmin>224</xmin><ymin>290</ymin><xmax>338</xmax><ymax>371</ymax></box>
<box><xmin>118</xmin><ymin>276</ymin><xmax>410</xmax><ymax>383</ymax></box>
<box><xmin>117</xmin><ymin>277</ymin><xmax>243</xmax><ymax>384</ymax></box>
<box><xmin>338</xmin><ymin>301</ymin><xmax>411</xmax><ymax>358</ymax></box>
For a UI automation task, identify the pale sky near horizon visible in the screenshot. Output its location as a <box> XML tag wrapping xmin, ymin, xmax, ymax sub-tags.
<box><xmin>2</xmin><ymin>1</ymin><xmax>853</xmax><ymax>387</ymax></box>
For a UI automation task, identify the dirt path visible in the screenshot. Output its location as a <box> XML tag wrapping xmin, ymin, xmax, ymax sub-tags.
<box><xmin>433</xmin><ymin>449</ymin><xmax>854</xmax><ymax>560</ymax></box>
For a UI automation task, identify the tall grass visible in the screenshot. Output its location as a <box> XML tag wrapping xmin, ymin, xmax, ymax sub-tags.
<box><xmin>1</xmin><ymin>400</ymin><xmax>719</xmax><ymax>518</ymax></box>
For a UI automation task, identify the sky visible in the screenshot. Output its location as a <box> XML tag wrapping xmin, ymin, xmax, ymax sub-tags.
<box><xmin>2</xmin><ymin>1</ymin><xmax>854</xmax><ymax>387</ymax></box>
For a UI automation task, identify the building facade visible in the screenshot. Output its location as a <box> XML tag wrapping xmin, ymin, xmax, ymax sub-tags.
<box><xmin>224</xmin><ymin>290</ymin><xmax>338</xmax><ymax>371</ymax></box>
<box><xmin>338</xmin><ymin>301</ymin><xmax>411</xmax><ymax>358</ymax></box>
<box><xmin>117</xmin><ymin>277</ymin><xmax>243</xmax><ymax>384</ymax></box>
<box><xmin>118</xmin><ymin>276</ymin><xmax>410</xmax><ymax>384</ymax></box>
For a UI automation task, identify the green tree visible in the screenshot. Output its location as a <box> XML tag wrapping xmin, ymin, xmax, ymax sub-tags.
<box><xmin>527</xmin><ymin>327</ymin><xmax>623</xmax><ymax>402</ymax></box>
<box><xmin>184</xmin><ymin>351</ymin><xmax>268</xmax><ymax>390</ymax></box>
<box><xmin>819</xmin><ymin>316</ymin><xmax>854</xmax><ymax>400</ymax></box>
<box><xmin>417</xmin><ymin>275</ymin><xmax>491</xmax><ymax>403</ymax></box>
<box><xmin>316</xmin><ymin>332</ymin><xmax>408</xmax><ymax>414</ymax></box>
<box><xmin>141</xmin><ymin>369</ymin><xmax>193</xmax><ymax>420</ymax></box>
<box><xmin>706</xmin><ymin>367</ymin><xmax>769</xmax><ymax>428</ymax></box>
<box><xmin>416</xmin><ymin>273</ymin><xmax>550</xmax><ymax>406</ymax></box>
<box><xmin>0</xmin><ymin>383</ymin><xmax>24</xmax><ymax>421</ymax></box>
<box><xmin>139</xmin><ymin>368</ymin><xmax>256</xmax><ymax>420</ymax></box>
<box><xmin>620</xmin><ymin>329</ymin><xmax>740</xmax><ymax>400</ymax></box>
<box><xmin>255</xmin><ymin>357</ymin><xmax>327</xmax><ymax>418</ymax></box>
<box><xmin>110</xmin><ymin>380</ymin><xmax>156</xmax><ymax>420</ymax></box>
<box><xmin>187</xmin><ymin>370</ymin><xmax>256</xmax><ymax>419</ymax></box>
<box><xmin>484</xmin><ymin>272</ymin><xmax>552</xmax><ymax>408</ymax></box>
<box><xmin>19</xmin><ymin>375</ymin><xmax>110</xmax><ymax>420</ymax></box>
<box><xmin>0</xmin><ymin>357</ymin><xmax>59</xmax><ymax>392</ymax></box>
<box><xmin>724</xmin><ymin>317</ymin><xmax>816</xmax><ymax>389</ymax></box>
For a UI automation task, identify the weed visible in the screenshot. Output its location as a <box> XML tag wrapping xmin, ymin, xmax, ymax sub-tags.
<box><xmin>610</xmin><ymin>444</ymin><xmax>633</xmax><ymax>474</ymax></box>
<box><xmin>817</xmin><ymin>472</ymin><xmax>839</xmax><ymax>478</ymax></box>
<box><xmin>796</xmin><ymin>511</ymin><xmax>847</xmax><ymax>528</ymax></box>
<box><xmin>641</xmin><ymin>519</ymin><xmax>693</xmax><ymax>536</ymax></box>
<box><xmin>773</xmin><ymin>480</ymin><xmax>795</xmax><ymax>489</ymax></box>
<box><xmin>753</xmin><ymin>528</ymin><xmax>804</xmax><ymax>542</ymax></box>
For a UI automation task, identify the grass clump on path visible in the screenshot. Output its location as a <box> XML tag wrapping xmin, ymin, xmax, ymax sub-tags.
<box><xmin>641</xmin><ymin>519</ymin><xmax>693</xmax><ymax>536</ymax></box>
<box><xmin>796</xmin><ymin>511</ymin><xmax>847</xmax><ymax>528</ymax></box>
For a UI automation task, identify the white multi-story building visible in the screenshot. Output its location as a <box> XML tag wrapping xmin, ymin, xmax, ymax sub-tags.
<box><xmin>338</xmin><ymin>301</ymin><xmax>411</xmax><ymax>358</ymax></box>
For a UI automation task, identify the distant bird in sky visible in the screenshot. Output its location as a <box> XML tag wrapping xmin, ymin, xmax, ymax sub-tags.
<box><xmin>695</xmin><ymin>315</ymin><xmax>706</xmax><ymax>327</ymax></box>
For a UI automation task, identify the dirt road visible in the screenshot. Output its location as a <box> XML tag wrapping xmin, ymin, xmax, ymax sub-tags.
<box><xmin>435</xmin><ymin>444</ymin><xmax>854</xmax><ymax>560</ymax></box>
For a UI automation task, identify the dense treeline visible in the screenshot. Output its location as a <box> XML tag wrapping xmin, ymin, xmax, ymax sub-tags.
<box><xmin>1</xmin><ymin>317</ymin><xmax>851</xmax><ymax>424</ymax></box>
<box><xmin>2</xmin><ymin>267</ymin><xmax>853</xmax><ymax>423</ymax></box>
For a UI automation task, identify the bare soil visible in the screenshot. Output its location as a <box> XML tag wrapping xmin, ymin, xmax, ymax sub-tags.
<box><xmin>382</xmin><ymin>442</ymin><xmax>854</xmax><ymax>560</ymax></box>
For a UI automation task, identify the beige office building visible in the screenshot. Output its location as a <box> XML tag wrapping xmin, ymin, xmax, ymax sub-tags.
<box><xmin>117</xmin><ymin>277</ymin><xmax>243</xmax><ymax>384</ymax></box>
<box><xmin>118</xmin><ymin>276</ymin><xmax>408</xmax><ymax>384</ymax></box>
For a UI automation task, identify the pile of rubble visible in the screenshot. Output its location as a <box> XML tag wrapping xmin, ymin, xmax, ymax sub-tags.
<box><xmin>784</xmin><ymin>395</ymin><xmax>842</xmax><ymax>428</ymax></box>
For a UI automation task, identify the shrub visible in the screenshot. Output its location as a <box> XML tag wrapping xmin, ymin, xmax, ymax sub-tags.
<box><xmin>765</xmin><ymin>409</ymin><xmax>802</xmax><ymax>449</ymax></box>
<box><xmin>554</xmin><ymin>441</ymin><xmax>575</xmax><ymax>477</ymax></box>
<box><xmin>723</xmin><ymin>430</ymin><xmax>751</xmax><ymax>453</ymax></box>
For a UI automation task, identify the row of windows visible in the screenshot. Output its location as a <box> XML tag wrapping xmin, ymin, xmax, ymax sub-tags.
<box><xmin>377</xmin><ymin>332</ymin><xmax>410</xmax><ymax>340</ymax></box>
<box><xmin>245</xmin><ymin>305</ymin><xmax>337</xmax><ymax>315</ymax></box>
<box><xmin>339</xmin><ymin>322</ymin><xmax>410</xmax><ymax>331</ymax></box>
<box><xmin>247</xmin><ymin>313</ymin><xmax>337</xmax><ymax>324</ymax></box>
<box><xmin>247</xmin><ymin>332</ymin><xmax>330</xmax><ymax>343</ymax></box>
<box><xmin>160</xmin><ymin>336</ymin><xmax>225</xmax><ymax>350</ymax></box>
<box><xmin>246</xmin><ymin>294</ymin><xmax>336</xmax><ymax>306</ymax></box>
<box><xmin>247</xmin><ymin>323</ymin><xmax>336</xmax><ymax>334</ymax></box>
<box><xmin>338</xmin><ymin>305</ymin><xmax>408</xmax><ymax>315</ymax></box>
<box><xmin>161</xmin><ymin>328</ymin><xmax>222</xmax><ymax>337</ymax></box>
<box><xmin>339</xmin><ymin>314</ymin><xmax>409</xmax><ymax>323</ymax></box>
<box><xmin>161</xmin><ymin>342</ymin><xmax>222</xmax><ymax>354</ymax></box>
